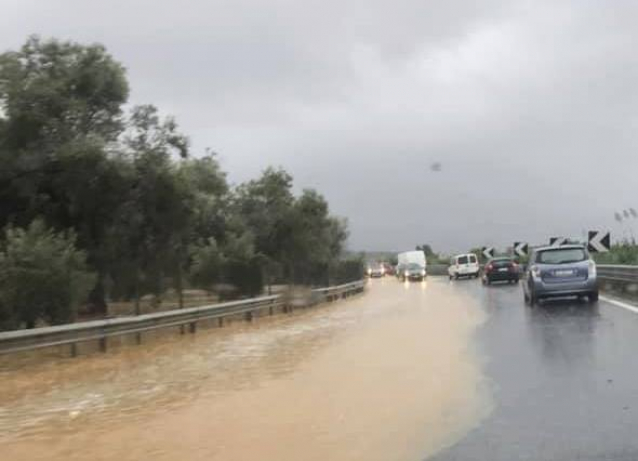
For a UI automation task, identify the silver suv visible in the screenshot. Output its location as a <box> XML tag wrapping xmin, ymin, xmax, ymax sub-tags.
<box><xmin>523</xmin><ymin>244</ymin><xmax>598</xmax><ymax>304</ymax></box>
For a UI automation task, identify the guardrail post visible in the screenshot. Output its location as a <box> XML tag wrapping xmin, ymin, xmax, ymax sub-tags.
<box><xmin>99</xmin><ymin>336</ymin><xmax>107</xmax><ymax>353</ymax></box>
<box><xmin>0</xmin><ymin>280</ymin><xmax>366</xmax><ymax>357</ymax></box>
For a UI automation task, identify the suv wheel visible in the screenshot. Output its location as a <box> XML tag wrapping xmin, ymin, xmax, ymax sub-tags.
<box><xmin>589</xmin><ymin>291</ymin><xmax>599</xmax><ymax>303</ymax></box>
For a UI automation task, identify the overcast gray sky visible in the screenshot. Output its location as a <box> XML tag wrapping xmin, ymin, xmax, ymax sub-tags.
<box><xmin>2</xmin><ymin>0</ymin><xmax>637</xmax><ymax>253</ymax></box>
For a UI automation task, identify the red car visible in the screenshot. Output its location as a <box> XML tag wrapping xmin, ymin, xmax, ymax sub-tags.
<box><xmin>482</xmin><ymin>257</ymin><xmax>520</xmax><ymax>285</ymax></box>
<box><xmin>382</xmin><ymin>263</ymin><xmax>396</xmax><ymax>276</ymax></box>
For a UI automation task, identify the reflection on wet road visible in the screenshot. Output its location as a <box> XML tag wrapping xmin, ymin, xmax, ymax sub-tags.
<box><xmin>0</xmin><ymin>278</ymin><xmax>488</xmax><ymax>461</ymax></box>
<box><xmin>432</xmin><ymin>280</ymin><xmax>638</xmax><ymax>461</ymax></box>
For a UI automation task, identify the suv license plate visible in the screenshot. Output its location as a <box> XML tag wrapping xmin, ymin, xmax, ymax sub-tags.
<box><xmin>555</xmin><ymin>270</ymin><xmax>574</xmax><ymax>276</ymax></box>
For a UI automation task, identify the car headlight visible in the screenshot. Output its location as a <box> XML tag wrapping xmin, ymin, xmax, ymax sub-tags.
<box><xmin>589</xmin><ymin>260</ymin><xmax>597</xmax><ymax>278</ymax></box>
<box><xmin>404</xmin><ymin>271</ymin><xmax>409</xmax><ymax>277</ymax></box>
<box><xmin>421</xmin><ymin>269</ymin><xmax>426</xmax><ymax>276</ymax></box>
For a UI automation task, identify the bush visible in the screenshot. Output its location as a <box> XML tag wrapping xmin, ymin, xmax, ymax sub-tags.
<box><xmin>189</xmin><ymin>238</ymin><xmax>223</xmax><ymax>292</ymax></box>
<box><xmin>332</xmin><ymin>259</ymin><xmax>365</xmax><ymax>284</ymax></box>
<box><xmin>594</xmin><ymin>241</ymin><xmax>638</xmax><ymax>265</ymax></box>
<box><xmin>223</xmin><ymin>259</ymin><xmax>264</xmax><ymax>298</ymax></box>
<box><xmin>0</xmin><ymin>221</ymin><xmax>95</xmax><ymax>330</ymax></box>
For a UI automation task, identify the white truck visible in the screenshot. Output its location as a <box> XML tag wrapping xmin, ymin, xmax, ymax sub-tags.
<box><xmin>397</xmin><ymin>250</ymin><xmax>427</xmax><ymax>281</ymax></box>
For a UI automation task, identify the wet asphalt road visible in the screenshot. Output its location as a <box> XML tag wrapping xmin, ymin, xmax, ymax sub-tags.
<box><xmin>430</xmin><ymin>278</ymin><xmax>638</xmax><ymax>461</ymax></box>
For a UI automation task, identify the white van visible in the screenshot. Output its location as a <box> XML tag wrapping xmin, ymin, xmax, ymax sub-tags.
<box><xmin>448</xmin><ymin>253</ymin><xmax>480</xmax><ymax>279</ymax></box>
<box><xmin>397</xmin><ymin>250</ymin><xmax>427</xmax><ymax>281</ymax></box>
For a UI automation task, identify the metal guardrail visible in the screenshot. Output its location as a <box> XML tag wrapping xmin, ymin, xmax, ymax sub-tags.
<box><xmin>0</xmin><ymin>280</ymin><xmax>365</xmax><ymax>356</ymax></box>
<box><xmin>597</xmin><ymin>265</ymin><xmax>638</xmax><ymax>284</ymax></box>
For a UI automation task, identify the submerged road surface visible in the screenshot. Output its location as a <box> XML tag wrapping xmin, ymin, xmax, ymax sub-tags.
<box><xmin>432</xmin><ymin>279</ymin><xmax>638</xmax><ymax>461</ymax></box>
<box><xmin>5</xmin><ymin>277</ymin><xmax>634</xmax><ymax>461</ymax></box>
<box><xmin>0</xmin><ymin>279</ymin><xmax>489</xmax><ymax>461</ymax></box>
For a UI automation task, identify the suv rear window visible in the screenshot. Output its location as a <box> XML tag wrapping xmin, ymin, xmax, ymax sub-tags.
<box><xmin>458</xmin><ymin>256</ymin><xmax>469</xmax><ymax>264</ymax></box>
<box><xmin>469</xmin><ymin>255</ymin><xmax>477</xmax><ymax>263</ymax></box>
<box><xmin>537</xmin><ymin>248</ymin><xmax>587</xmax><ymax>264</ymax></box>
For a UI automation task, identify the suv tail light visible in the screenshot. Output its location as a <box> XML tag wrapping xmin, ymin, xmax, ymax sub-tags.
<box><xmin>485</xmin><ymin>263</ymin><xmax>493</xmax><ymax>272</ymax></box>
<box><xmin>531</xmin><ymin>265</ymin><xmax>541</xmax><ymax>280</ymax></box>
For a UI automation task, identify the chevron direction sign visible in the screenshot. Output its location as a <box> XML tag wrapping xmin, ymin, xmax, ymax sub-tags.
<box><xmin>514</xmin><ymin>242</ymin><xmax>529</xmax><ymax>257</ymax></box>
<box><xmin>588</xmin><ymin>231</ymin><xmax>610</xmax><ymax>253</ymax></box>
<box><xmin>549</xmin><ymin>237</ymin><xmax>567</xmax><ymax>247</ymax></box>
<box><xmin>482</xmin><ymin>247</ymin><xmax>495</xmax><ymax>259</ymax></box>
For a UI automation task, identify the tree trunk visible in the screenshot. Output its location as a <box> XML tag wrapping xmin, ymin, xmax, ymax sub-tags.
<box><xmin>176</xmin><ymin>264</ymin><xmax>184</xmax><ymax>309</ymax></box>
<box><xmin>87</xmin><ymin>274</ymin><xmax>108</xmax><ymax>316</ymax></box>
<box><xmin>134</xmin><ymin>273</ymin><xmax>141</xmax><ymax>316</ymax></box>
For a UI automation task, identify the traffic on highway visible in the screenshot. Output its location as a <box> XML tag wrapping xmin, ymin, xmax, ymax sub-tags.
<box><xmin>4</xmin><ymin>1</ymin><xmax>638</xmax><ymax>460</ymax></box>
<box><xmin>368</xmin><ymin>240</ymin><xmax>602</xmax><ymax>307</ymax></box>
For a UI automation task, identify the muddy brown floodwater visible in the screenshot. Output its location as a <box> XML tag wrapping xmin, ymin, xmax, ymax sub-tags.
<box><xmin>0</xmin><ymin>278</ymin><xmax>491</xmax><ymax>461</ymax></box>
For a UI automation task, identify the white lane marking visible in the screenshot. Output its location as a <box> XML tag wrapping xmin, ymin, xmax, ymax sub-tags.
<box><xmin>600</xmin><ymin>295</ymin><xmax>638</xmax><ymax>314</ymax></box>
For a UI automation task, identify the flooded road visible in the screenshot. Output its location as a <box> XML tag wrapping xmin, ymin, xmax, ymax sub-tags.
<box><xmin>0</xmin><ymin>278</ymin><xmax>490</xmax><ymax>461</ymax></box>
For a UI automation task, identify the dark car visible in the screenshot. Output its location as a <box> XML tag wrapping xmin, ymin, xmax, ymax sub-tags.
<box><xmin>482</xmin><ymin>257</ymin><xmax>519</xmax><ymax>285</ymax></box>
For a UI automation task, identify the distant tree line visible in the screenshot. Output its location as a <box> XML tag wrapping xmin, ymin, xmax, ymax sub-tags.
<box><xmin>0</xmin><ymin>36</ymin><xmax>361</xmax><ymax>330</ymax></box>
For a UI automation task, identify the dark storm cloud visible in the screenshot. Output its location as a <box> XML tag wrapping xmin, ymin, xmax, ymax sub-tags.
<box><xmin>2</xmin><ymin>0</ymin><xmax>637</xmax><ymax>253</ymax></box>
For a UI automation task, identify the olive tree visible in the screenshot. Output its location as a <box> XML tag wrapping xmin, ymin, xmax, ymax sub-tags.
<box><xmin>0</xmin><ymin>221</ymin><xmax>95</xmax><ymax>330</ymax></box>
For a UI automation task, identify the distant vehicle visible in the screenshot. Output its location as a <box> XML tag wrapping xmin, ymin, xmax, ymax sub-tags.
<box><xmin>382</xmin><ymin>262</ymin><xmax>396</xmax><ymax>276</ymax></box>
<box><xmin>367</xmin><ymin>262</ymin><xmax>385</xmax><ymax>278</ymax></box>
<box><xmin>397</xmin><ymin>251</ymin><xmax>427</xmax><ymax>281</ymax></box>
<box><xmin>482</xmin><ymin>257</ymin><xmax>519</xmax><ymax>285</ymax></box>
<box><xmin>523</xmin><ymin>244</ymin><xmax>598</xmax><ymax>304</ymax></box>
<box><xmin>448</xmin><ymin>253</ymin><xmax>480</xmax><ymax>279</ymax></box>
<box><xmin>400</xmin><ymin>263</ymin><xmax>426</xmax><ymax>281</ymax></box>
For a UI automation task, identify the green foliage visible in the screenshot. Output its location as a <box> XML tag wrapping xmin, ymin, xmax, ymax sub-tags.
<box><xmin>468</xmin><ymin>247</ymin><xmax>485</xmax><ymax>263</ymax></box>
<box><xmin>593</xmin><ymin>241</ymin><xmax>638</xmax><ymax>265</ymax></box>
<box><xmin>234</xmin><ymin>170</ymin><xmax>348</xmax><ymax>287</ymax></box>
<box><xmin>0</xmin><ymin>36</ymin><xmax>352</xmax><ymax>328</ymax></box>
<box><xmin>220</xmin><ymin>231</ymin><xmax>263</xmax><ymax>297</ymax></box>
<box><xmin>331</xmin><ymin>258</ymin><xmax>365</xmax><ymax>284</ymax></box>
<box><xmin>416</xmin><ymin>244</ymin><xmax>446</xmax><ymax>264</ymax></box>
<box><xmin>0</xmin><ymin>35</ymin><xmax>128</xmax><ymax>150</ymax></box>
<box><xmin>189</xmin><ymin>238</ymin><xmax>223</xmax><ymax>292</ymax></box>
<box><xmin>234</xmin><ymin>167</ymin><xmax>294</xmax><ymax>265</ymax></box>
<box><xmin>0</xmin><ymin>221</ymin><xmax>95</xmax><ymax>330</ymax></box>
